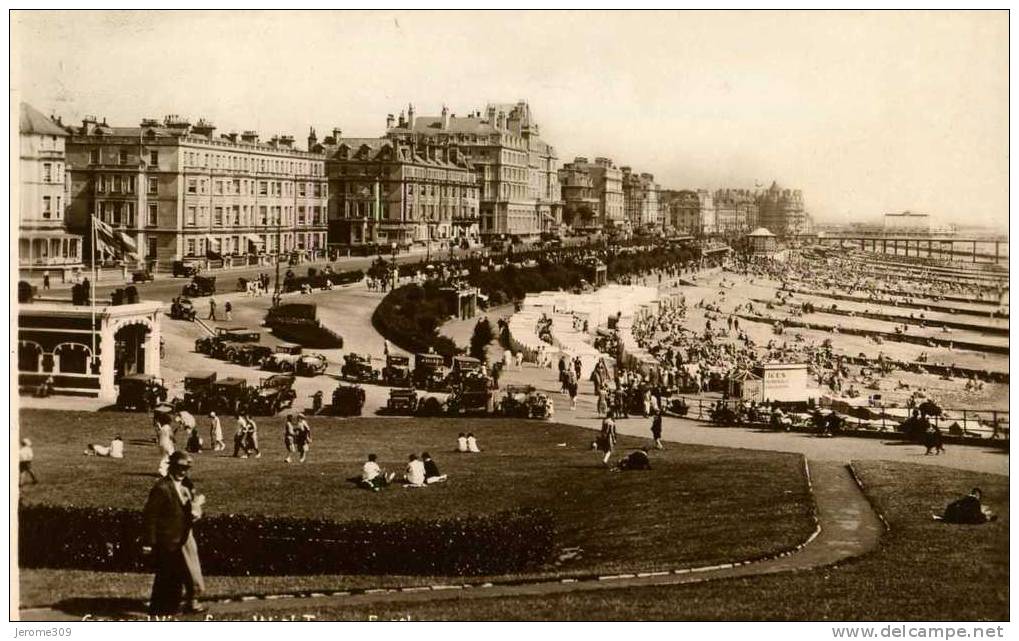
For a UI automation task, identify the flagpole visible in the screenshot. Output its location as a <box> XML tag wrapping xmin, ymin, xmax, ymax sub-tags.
<box><xmin>90</xmin><ymin>215</ymin><xmax>97</xmax><ymax>371</ymax></box>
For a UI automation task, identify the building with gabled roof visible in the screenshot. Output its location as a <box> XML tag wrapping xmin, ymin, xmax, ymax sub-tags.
<box><xmin>385</xmin><ymin>100</ymin><xmax>562</xmax><ymax>241</ymax></box>
<box><xmin>314</xmin><ymin>132</ymin><xmax>480</xmax><ymax>250</ymax></box>
<box><xmin>19</xmin><ymin>102</ymin><xmax>84</xmax><ymax>282</ymax></box>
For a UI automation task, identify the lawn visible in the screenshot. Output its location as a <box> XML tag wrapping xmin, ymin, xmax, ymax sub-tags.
<box><xmin>17</xmin><ymin>409</ymin><xmax>814</xmax><ymax>608</ymax></box>
<box><xmin>214</xmin><ymin>461</ymin><xmax>1007</xmax><ymax>621</ymax></box>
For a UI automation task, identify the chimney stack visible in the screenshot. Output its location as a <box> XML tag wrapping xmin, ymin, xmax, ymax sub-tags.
<box><xmin>241</xmin><ymin>130</ymin><xmax>259</xmax><ymax>144</ymax></box>
<box><xmin>407</xmin><ymin>103</ymin><xmax>415</xmax><ymax>129</ymax></box>
<box><xmin>307</xmin><ymin>127</ymin><xmax>317</xmax><ymax>150</ymax></box>
<box><xmin>441</xmin><ymin>104</ymin><xmax>449</xmax><ymax>130</ymax></box>
<box><xmin>332</xmin><ymin>127</ymin><xmax>342</xmax><ymax>141</ymax></box>
<box><xmin>386</xmin><ymin>113</ymin><xmax>395</xmax><ymax>129</ymax></box>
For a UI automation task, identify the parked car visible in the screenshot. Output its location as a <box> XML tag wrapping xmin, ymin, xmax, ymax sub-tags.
<box><xmin>170</xmin><ymin>297</ymin><xmax>197</xmax><ymax>321</ymax></box>
<box><xmin>500</xmin><ymin>384</ymin><xmax>552</xmax><ymax>419</ymax></box>
<box><xmin>172</xmin><ymin>260</ymin><xmax>201</xmax><ymax>278</ymax></box>
<box><xmin>230</xmin><ymin>343</ymin><xmax>273</xmax><ymax>367</ymax></box>
<box><xmin>177</xmin><ymin>370</ymin><xmax>218</xmax><ymax>414</ymax></box>
<box><xmin>182</xmin><ymin>275</ymin><xmax>216</xmax><ymax>298</ymax></box>
<box><xmin>132</xmin><ymin>269</ymin><xmax>155</xmax><ymax>283</ymax></box>
<box><xmin>331</xmin><ymin>383</ymin><xmax>366</xmax><ymax>416</ymax></box>
<box><xmin>449</xmin><ymin>355</ymin><xmax>484</xmax><ymax>385</ymax></box>
<box><xmin>116</xmin><ymin>373</ymin><xmax>167</xmax><ymax>411</ymax></box>
<box><xmin>263</xmin><ymin>343</ymin><xmax>304</xmax><ymax>372</ymax></box>
<box><xmin>386</xmin><ymin>388</ymin><xmax>418</xmax><ymax>415</ymax></box>
<box><xmin>247</xmin><ymin>374</ymin><xmax>297</xmax><ymax>415</ymax></box>
<box><xmin>341</xmin><ymin>353</ymin><xmax>378</xmax><ymax>382</ymax></box>
<box><xmin>382</xmin><ymin>354</ymin><xmax>412</xmax><ymax>387</ymax></box>
<box><xmin>207</xmin><ymin>377</ymin><xmax>249</xmax><ymax>416</ymax></box>
<box><xmin>296</xmin><ymin>353</ymin><xmax>328</xmax><ymax>377</ymax></box>
<box><xmin>413</xmin><ymin>353</ymin><xmax>448</xmax><ymax>391</ymax></box>
<box><xmin>196</xmin><ymin>326</ymin><xmax>260</xmax><ymax>356</ymax></box>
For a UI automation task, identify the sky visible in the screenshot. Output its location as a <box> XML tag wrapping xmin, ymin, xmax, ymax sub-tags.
<box><xmin>12</xmin><ymin>10</ymin><xmax>1009</xmax><ymax>229</ymax></box>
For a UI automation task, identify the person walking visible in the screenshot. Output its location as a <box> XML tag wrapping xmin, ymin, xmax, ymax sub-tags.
<box><xmin>244</xmin><ymin>414</ymin><xmax>261</xmax><ymax>458</ymax></box>
<box><xmin>42</xmin><ymin>270</ymin><xmax>50</xmax><ymax>291</ymax></box>
<box><xmin>295</xmin><ymin>414</ymin><xmax>312</xmax><ymax>463</ymax></box>
<box><xmin>224</xmin><ymin>301</ymin><xmax>232</xmax><ymax>322</ymax></box>
<box><xmin>208</xmin><ymin>298</ymin><xmax>217</xmax><ymax>321</ymax></box>
<box><xmin>232</xmin><ymin>415</ymin><xmax>248</xmax><ymax>458</ymax></box>
<box><xmin>599</xmin><ymin>412</ymin><xmax>617</xmax><ymax>465</ymax></box>
<box><xmin>156</xmin><ymin>419</ymin><xmax>176</xmax><ymax>477</ymax></box>
<box><xmin>651</xmin><ymin>410</ymin><xmax>664</xmax><ymax>450</ymax></box>
<box><xmin>282</xmin><ymin>415</ymin><xmax>296</xmax><ymax>463</ymax></box>
<box><xmin>141</xmin><ymin>452</ymin><xmax>206</xmax><ymax>616</ymax></box>
<box><xmin>208</xmin><ymin>412</ymin><xmax>224</xmax><ymax>451</ymax></box>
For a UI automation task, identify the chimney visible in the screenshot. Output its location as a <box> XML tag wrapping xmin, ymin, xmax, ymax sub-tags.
<box><xmin>332</xmin><ymin>127</ymin><xmax>342</xmax><ymax>141</ymax></box>
<box><xmin>268</xmin><ymin>135</ymin><xmax>280</xmax><ymax>148</ymax></box>
<box><xmin>225</xmin><ymin>132</ymin><xmax>239</xmax><ymax>143</ymax></box>
<box><xmin>441</xmin><ymin>104</ymin><xmax>449</xmax><ymax>130</ymax></box>
<box><xmin>386</xmin><ymin>113</ymin><xmax>395</xmax><ymax>129</ymax></box>
<box><xmin>407</xmin><ymin>103</ymin><xmax>415</xmax><ymax>129</ymax></box>
<box><xmin>307</xmin><ymin>127</ymin><xmax>317</xmax><ymax>150</ymax></box>
<box><xmin>191</xmin><ymin>118</ymin><xmax>216</xmax><ymax>138</ymax></box>
<box><xmin>241</xmin><ymin>130</ymin><xmax>259</xmax><ymax>144</ymax></box>
<box><xmin>279</xmin><ymin>134</ymin><xmax>295</xmax><ymax>148</ymax></box>
<box><xmin>497</xmin><ymin>110</ymin><xmax>506</xmax><ymax>129</ymax></box>
<box><xmin>398</xmin><ymin>110</ymin><xmax>406</xmax><ymax>128</ymax></box>
<box><xmin>486</xmin><ymin>106</ymin><xmax>496</xmax><ymax>123</ymax></box>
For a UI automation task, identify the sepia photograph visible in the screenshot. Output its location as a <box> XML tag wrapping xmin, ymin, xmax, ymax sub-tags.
<box><xmin>8</xmin><ymin>8</ymin><xmax>1009</xmax><ymax>628</ymax></box>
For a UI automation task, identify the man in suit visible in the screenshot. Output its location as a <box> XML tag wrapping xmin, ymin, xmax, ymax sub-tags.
<box><xmin>142</xmin><ymin>451</ymin><xmax>206</xmax><ymax>616</ymax></box>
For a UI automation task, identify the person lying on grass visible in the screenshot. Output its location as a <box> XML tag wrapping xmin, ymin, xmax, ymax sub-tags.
<box><xmin>936</xmin><ymin>488</ymin><xmax>997</xmax><ymax>524</ymax></box>
<box><xmin>422</xmin><ymin>452</ymin><xmax>447</xmax><ymax>484</ymax></box>
<box><xmin>85</xmin><ymin>435</ymin><xmax>124</xmax><ymax>458</ymax></box>
<box><xmin>614</xmin><ymin>448</ymin><xmax>652</xmax><ymax>472</ymax></box>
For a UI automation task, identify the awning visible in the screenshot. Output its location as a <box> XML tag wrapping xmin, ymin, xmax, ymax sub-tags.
<box><xmin>246</xmin><ymin>234</ymin><xmax>263</xmax><ymax>243</ymax></box>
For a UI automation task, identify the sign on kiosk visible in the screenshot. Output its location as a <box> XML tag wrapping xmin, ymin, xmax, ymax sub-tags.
<box><xmin>755</xmin><ymin>363</ymin><xmax>811</xmax><ymax>403</ymax></box>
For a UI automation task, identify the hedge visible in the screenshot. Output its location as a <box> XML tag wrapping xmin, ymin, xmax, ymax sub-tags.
<box><xmin>371</xmin><ymin>282</ymin><xmax>460</xmax><ymax>358</ymax></box>
<box><xmin>18</xmin><ymin>503</ymin><xmax>555</xmax><ymax>576</ymax></box>
<box><xmin>282</xmin><ymin>269</ymin><xmax>364</xmax><ymax>294</ymax></box>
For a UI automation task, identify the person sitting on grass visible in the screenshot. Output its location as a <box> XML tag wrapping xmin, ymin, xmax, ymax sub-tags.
<box><xmin>360</xmin><ymin>453</ymin><xmax>395</xmax><ymax>492</ymax></box>
<box><xmin>466</xmin><ymin>433</ymin><xmax>482</xmax><ymax>453</ymax></box>
<box><xmin>85</xmin><ymin>435</ymin><xmax>124</xmax><ymax>458</ymax></box>
<box><xmin>456</xmin><ymin>432</ymin><xmax>468</xmax><ymax>453</ymax></box>
<box><xmin>185</xmin><ymin>425</ymin><xmax>203</xmax><ymax>454</ymax></box>
<box><xmin>422</xmin><ymin>452</ymin><xmax>447</xmax><ymax>484</ymax></box>
<box><xmin>615</xmin><ymin>448</ymin><xmax>652</xmax><ymax>472</ymax></box>
<box><xmin>937</xmin><ymin>488</ymin><xmax>997</xmax><ymax>524</ymax></box>
<box><xmin>403</xmin><ymin>453</ymin><xmax>426</xmax><ymax>488</ymax></box>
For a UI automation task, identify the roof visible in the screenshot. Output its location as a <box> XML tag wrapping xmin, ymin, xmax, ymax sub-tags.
<box><xmin>748</xmin><ymin>227</ymin><xmax>776</xmax><ymax>237</ymax></box>
<box><xmin>388</xmin><ymin>115</ymin><xmax>498</xmax><ymax>137</ymax></box>
<box><xmin>20</xmin><ymin>103</ymin><xmax>68</xmax><ymax>137</ymax></box>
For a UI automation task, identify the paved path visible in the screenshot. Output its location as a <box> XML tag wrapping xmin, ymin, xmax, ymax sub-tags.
<box><xmin>17</xmin><ymin>460</ymin><xmax>883</xmax><ymax>621</ymax></box>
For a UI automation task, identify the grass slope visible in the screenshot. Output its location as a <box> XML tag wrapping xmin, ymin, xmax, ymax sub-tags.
<box><xmin>18</xmin><ymin>409</ymin><xmax>812</xmax><ymax>608</ymax></box>
<box><xmin>215</xmin><ymin>461</ymin><xmax>1007</xmax><ymax>621</ymax></box>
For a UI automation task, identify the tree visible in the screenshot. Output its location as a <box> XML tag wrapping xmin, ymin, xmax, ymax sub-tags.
<box><xmin>469</xmin><ymin>317</ymin><xmax>494</xmax><ymax>362</ymax></box>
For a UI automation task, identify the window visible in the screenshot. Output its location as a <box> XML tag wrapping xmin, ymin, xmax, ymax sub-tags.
<box><xmin>148</xmin><ymin>237</ymin><xmax>157</xmax><ymax>259</ymax></box>
<box><xmin>186</xmin><ymin>239</ymin><xmax>195</xmax><ymax>256</ymax></box>
<box><xmin>42</xmin><ymin>196</ymin><xmax>51</xmax><ymax>219</ymax></box>
<box><xmin>147</xmin><ymin>203</ymin><xmax>158</xmax><ymax>227</ymax></box>
<box><xmin>214</xmin><ymin>207</ymin><xmax>223</xmax><ymax>226</ymax></box>
<box><xmin>323</xmin><ymin>184</ymin><xmax>328</xmax><ymax>198</ymax></box>
<box><xmin>233</xmin><ymin>206</ymin><xmax>241</xmax><ymax>225</ymax></box>
<box><xmin>314</xmin><ymin>183</ymin><xmax>322</xmax><ymax>197</ymax></box>
<box><xmin>89</xmin><ymin>149</ymin><xmax>99</xmax><ymax>164</ymax></box>
<box><xmin>259</xmin><ymin>181</ymin><xmax>268</xmax><ymax>196</ymax></box>
<box><xmin>186</xmin><ymin>207</ymin><xmax>196</xmax><ymax>226</ymax></box>
<box><xmin>112</xmin><ymin>176</ymin><xmax>122</xmax><ymax>193</ymax></box>
<box><xmin>56</xmin><ymin>197</ymin><xmax>62</xmax><ymax>219</ymax></box>
<box><xmin>43</xmin><ymin>163</ymin><xmax>52</xmax><ymax>183</ymax></box>
<box><xmin>187</xmin><ymin>179</ymin><xmax>197</xmax><ymax>194</ymax></box>
<box><xmin>215</xmin><ymin>181</ymin><xmax>223</xmax><ymax>195</ymax></box>
<box><xmin>259</xmin><ymin>206</ymin><xmax>268</xmax><ymax>225</ymax></box>
<box><xmin>148</xmin><ymin>177</ymin><xmax>158</xmax><ymax>194</ymax></box>
<box><xmin>298</xmin><ymin>183</ymin><xmax>306</xmax><ymax>197</ymax></box>
<box><xmin>119</xmin><ymin>149</ymin><xmax>129</xmax><ymax>164</ymax></box>
<box><xmin>297</xmin><ymin>206</ymin><xmax>305</xmax><ymax>225</ymax></box>
<box><xmin>149</xmin><ymin>150</ymin><xmax>159</xmax><ymax>167</ymax></box>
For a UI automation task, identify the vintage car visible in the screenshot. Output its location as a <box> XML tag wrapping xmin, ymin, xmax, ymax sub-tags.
<box><xmin>176</xmin><ymin>370</ymin><xmax>218</xmax><ymax>414</ymax></box>
<box><xmin>196</xmin><ymin>326</ymin><xmax>261</xmax><ymax>356</ymax></box>
<box><xmin>381</xmin><ymin>354</ymin><xmax>412</xmax><ymax>387</ymax></box>
<box><xmin>500</xmin><ymin>384</ymin><xmax>552</xmax><ymax>419</ymax></box>
<box><xmin>340</xmin><ymin>353</ymin><xmax>378</xmax><ymax>383</ymax></box>
<box><xmin>229</xmin><ymin>343</ymin><xmax>273</xmax><ymax>367</ymax></box>
<box><xmin>413</xmin><ymin>353</ymin><xmax>448</xmax><ymax>391</ymax></box>
<box><xmin>446</xmin><ymin>378</ymin><xmax>493</xmax><ymax>415</ymax></box>
<box><xmin>263</xmin><ymin>343</ymin><xmax>304</xmax><ymax>372</ymax></box>
<box><xmin>132</xmin><ymin>269</ymin><xmax>155</xmax><ymax>283</ymax></box>
<box><xmin>331</xmin><ymin>383</ymin><xmax>366</xmax><ymax>416</ymax></box>
<box><xmin>296</xmin><ymin>353</ymin><xmax>329</xmax><ymax>377</ymax></box>
<box><xmin>116</xmin><ymin>373</ymin><xmax>168</xmax><ymax>411</ymax></box>
<box><xmin>417</xmin><ymin>395</ymin><xmax>446</xmax><ymax>417</ymax></box>
<box><xmin>206</xmin><ymin>377</ymin><xmax>249</xmax><ymax>416</ymax></box>
<box><xmin>172</xmin><ymin>260</ymin><xmax>201</xmax><ymax>278</ymax></box>
<box><xmin>170</xmin><ymin>297</ymin><xmax>197</xmax><ymax>321</ymax></box>
<box><xmin>182</xmin><ymin>275</ymin><xmax>216</xmax><ymax>298</ymax></box>
<box><xmin>386</xmin><ymin>388</ymin><xmax>418</xmax><ymax>415</ymax></box>
<box><xmin>247</xmin><ymin>374</ymin><xmax>297</xmax><ymax>416</ymax></box>
<box><xmin>449</xmin><ymin>355</ymin><xmax>484</xmax><ymax>385</ymax></box>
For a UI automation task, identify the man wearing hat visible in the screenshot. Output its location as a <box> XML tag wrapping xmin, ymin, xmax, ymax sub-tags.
<box><xmin>141</xmin><ymin>451</ymin><xmax>206</xmax><ymax>616</ymax></box>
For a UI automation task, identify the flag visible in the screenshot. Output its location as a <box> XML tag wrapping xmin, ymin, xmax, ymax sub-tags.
<box><xmin>92</xmin><ymin>215</ymin><xmax>138</xmax><ymax>259</ymax></box>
